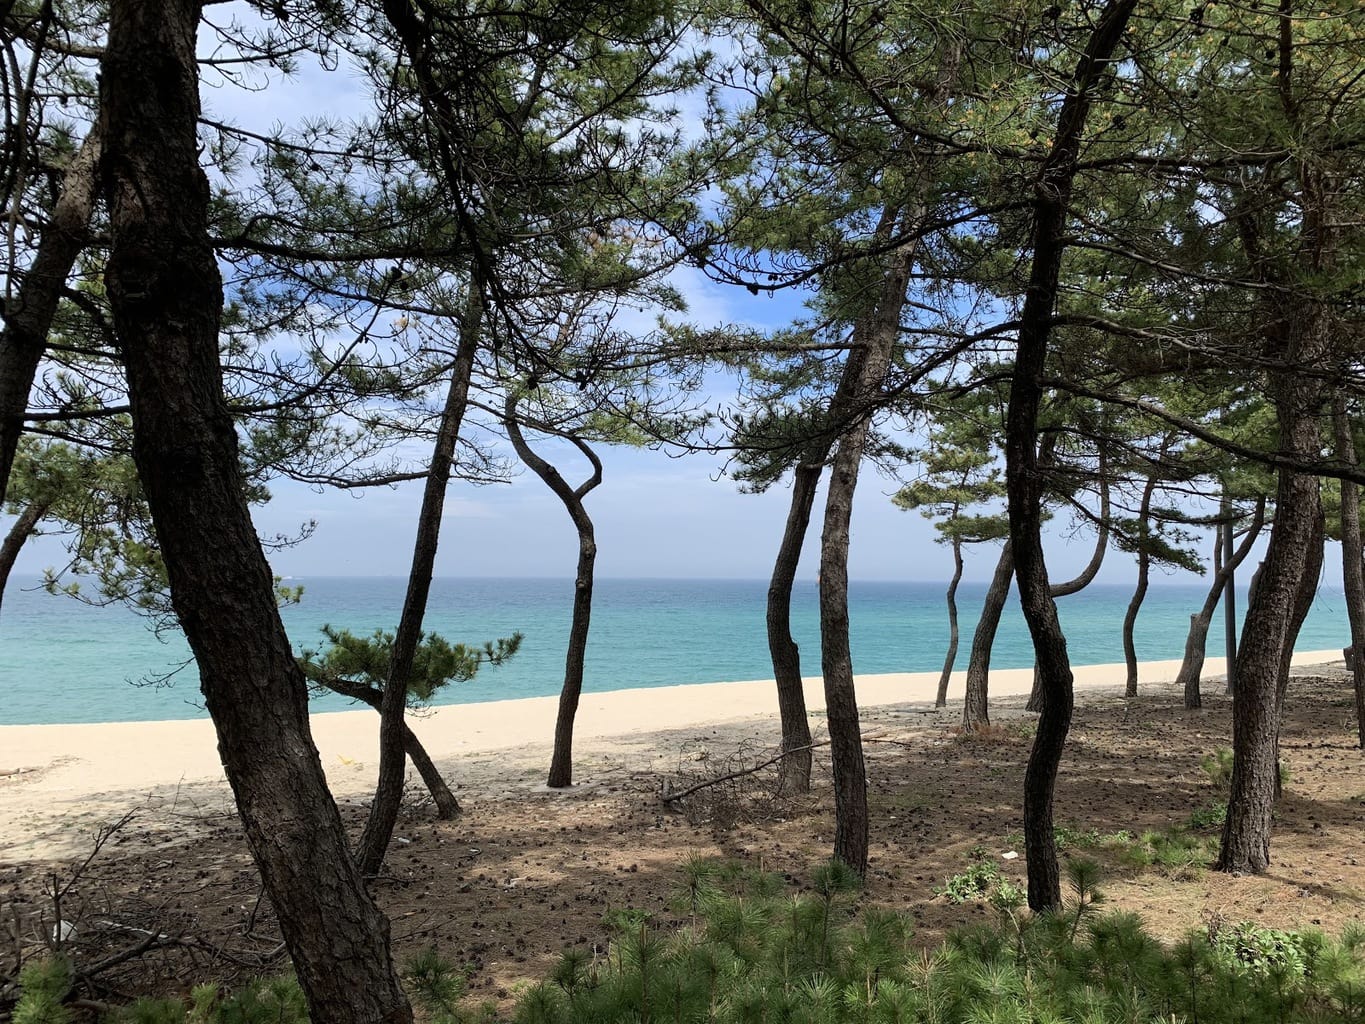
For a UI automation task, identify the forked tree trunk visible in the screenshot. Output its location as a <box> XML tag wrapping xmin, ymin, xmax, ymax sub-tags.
<box><xmin>323</xmin><ymin>678</ymin><xmax>461</xmax><ymax>818</ymax></box>
<box><xmin>1005</xmin><ymin>0</ymin><xmax>1136</xmax><ymax>912</ymax></box>
<box><xmin>1122</xmin><ymin>475</ymin><xmax>1158</xmax><ymax>697</ymax></box>
<box><xmin>0</xmin><ymin>130</ymin><xmax>102</xmax><ymax>497</ymax></box>
<box><xmin>358</xmin><ymin>286</ymin><xmax>481</xmax><ymax>877</ymax></box>
<box><xmin>935</xmin><ymin>536</ymin><xmax>965</xmax><ymax>706</ymax></box>
<box><xmin>963</xmin><ymin>541</ymin><xmax>1013</xmax><ymax>729</ymax></box>
<box><xmin>766</xmin><ymin>461</ymin><xmax>821</xmax><ymax>793</ymax></box>
<box><xmin>503</xmin><ymin>397</ymin><xmax>602</xmax><ymax>790</ymax></box>
<box><xmin>99</xmin><ymin>3</ymin><xmax>411</xmax><ymax>1018</ymax></box>
<box><xmin>1272</xmin><ymin>510</ymin><xmax>1323</xmax><ymax>800</ymax></box>
<box><xmin>1336</xmin><ymin>397</ymin><xmax>1365</xmax><ymax>749</ymax></box>
<box><xmin>1179</xmin><ymin>497</ymin><xmax>1265</xmax><ymax>708</ymax></box>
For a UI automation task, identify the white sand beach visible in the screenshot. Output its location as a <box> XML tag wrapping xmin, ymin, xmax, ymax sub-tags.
<box><xmin>0</xmin><ymin>650</ymin><xmax>1342</xmax><ymax>863</ymax></box>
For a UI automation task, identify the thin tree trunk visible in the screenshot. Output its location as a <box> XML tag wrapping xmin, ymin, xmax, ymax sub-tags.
<box><xmin>99</xmin><ymin>3</ymin><xmax>411</xmax><ymax>1018</ymax></box>
<box><xmin>502</xmin><ymin>397</ymin><xmax>602</xmax><ymax>789</ymax></box>
<box><xmin>1272</xmin><ymin>508</ymin><xmax>1322</xmax><ymax>800</ymax></box>
<box><xmin>357</xmin><ymin>285</ymin><xmax>481</xmax><ymax>877</ymax></box>
<box><xmin>820</xmin><ymin>232</ymin><xmax>919</xmax><ymax>874</ymax></box>
<box><xmin>766</xmin><ymin>461</ymin><xmax>820</xmax><ymax>793</ymax></box>
<box><xmin>935</xmin><ymin>535</ymin><xmax>964</xmax><ymax>707</ymax></box>
<box><xmin>323</xmin><ymin>678</ymin><xmax>461</xmax><ymax>817</ymax></box>
<box><xmin>1336</xmin><ymin>396</ymin><xmax>1365</xmax><ymax>749</ymax></box>
<box><xmin>963</xmin><ymin>541</ymin><xmax>1012</xmax><ymax>729</ymax></box>
<box><xmin>1005</xmin><ymin>0</ymin><xmax>1137</xmax><ymax>912</ymax></box>
<box><xmin>1123</xmin><ymin>475</ymin><xmax>1158</xmax><ymax>697</ymax></box>
<box><xmin>0</xmin><ymin>500</ymin><xmax>47</xmax><ymax>617</ymax></box>
<box><xmin>1179</xmin><ymin>497</ymin><xmax>1266</xmax><ymax>708</ymax></box>
<box><xmin>0</xmin><ymin>130</ymin><xmax>102</xmax><ymax>497</ymax></box>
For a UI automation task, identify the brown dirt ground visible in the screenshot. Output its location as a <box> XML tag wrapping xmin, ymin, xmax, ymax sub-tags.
<box><xmin>3</xmin><ymin>667</ymin><xmax>1364</xmax><ymax>1013</ymax></box>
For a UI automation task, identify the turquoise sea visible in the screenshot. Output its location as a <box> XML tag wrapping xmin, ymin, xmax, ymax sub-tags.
<box><xmin>0</xmin><ymin>576</ymin><xmax>1350</xmax><ymax>725</ymax></box>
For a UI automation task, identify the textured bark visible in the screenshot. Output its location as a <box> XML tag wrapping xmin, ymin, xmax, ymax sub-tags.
<box><xmin>766</xmin><ymin>461</ymin><xmax>821</xmax><ymax>793</ymax></box>
<box><xmin>1271</xmin><ymin>509</ymin><xmax>1322</xmax><ymax>800</ymax></box>
<box><xmin>0</xmin><ymin>129</ymin><xmax>102</xmax><ymax>497</ymax></box>
<box><xmin>99</xmin><ymin>3</ymin><xmax>411</xmax><ymax>1019</ymax></box>
<box><xmin>935</xmin><ymin>537</ymin><xmax>964</xmax><ymax>707</ymax></box>
<box><xmin>819</xmin><ymin>234</ymin><xmax>918</xmax><ymax>874</ymax></box>
<box><xmin>1337</xmin><ymin>397</ymin><xmax>1365</xmax><ymax>750</ymax></box>
<box><xmin>323</xmin><ymin>678</ymin><xmax>461</xmax><ymax>817</ymax></box>
<box><xmin>1005</xmin><ymin>0</ymin><xmax>1137</xmax><ymax>912</ymax></box>
<box><xmin>358</xmin><ymin>287</ymin><xmax>480</xmax><ymax>877</ymax></box>
<box><xmin>0</xmin><ymin>500</ymin><xmax>46</xmax><ymax>617</ymax></box>
<box><xmin>1178</xmin><ymin>497</ymin><xmax>1265</xmax><ymax>708</ymax></box>
<box><xmin>963</xmin><ymin>541</ymin><xmax>1013</xmax><ymax>729</ymax></box>
<box><xmin>503</xmin><ymin>398</ymin><xmax>602</xmax><ymax>790</ymax></box>
<box><xmin>1123</xmin><ymin>475</ymin><xmax>1158</xmax><ymax>697</ymax></box>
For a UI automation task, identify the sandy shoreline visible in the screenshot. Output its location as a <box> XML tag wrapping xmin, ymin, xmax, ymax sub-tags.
<box><xmin>0</xmin><ymin>649</ymin><xmax>1342</xmax><ymax>862</ymax></box>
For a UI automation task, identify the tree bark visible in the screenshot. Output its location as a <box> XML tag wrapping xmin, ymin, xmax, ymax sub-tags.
<box><xmin>1122</xmin><ymin>475</ymin><xmax>1158</xmax><ymax>697</ymax></box>
<box><xmin>1004</xmin><ymin>0</ymin><xmax>1136</xmax><ymax>912</ymax></box>
<box><xmin>502</xmin><ymin>397</ymin><xmax>602</xmax><ymax>789</ymax></box>
<box><xmin>935</xmin><ymin>535</ymin><xmax>964</xmax><ymax>707</ymax></box>
<box><xmin>963</xmin><ymin>541</ymin><xmax>1012</xmax><ymax>729</ymax></box>
<box><xmin>357</xmin><ymin>285</ymin><xmax>481</xmax><ymax>877</ymax></box>
<box><xmin>323</xmin><ymin>677</ymin><xmax>461</xmax><ymax>818</ymax></box>
<box><xmin>0</xmin><ymin>500</ymin><xmax>47</xmax><ymax>617</ymax></box>
<box><xmin>0</xmin><ymin>129</ymin><xmax>102</xmax><ymax>498</ymax></box>
<box><xmin>99</xmin><ymin>3</ymin><xmax>411</xmax><ymax>1019</ymax></box>
<box><xmin>765</xmin><ymin>461</ymin><xmax>820</xmax><ymax>793</ymax></box>
<box><xmin>1336</xmin><ymin>396</ymin><xmax>1365</xmax><ymax>750</ymax></box>
<box><xmin>1178</xmin><ymin>497</ymin><xmax>1265</xmax><ymax>708</ymax></box>
<box><xmin>1271</xmin><ymin>508</ymin><xmax>1322</xmax><ymax>800</ymax></box>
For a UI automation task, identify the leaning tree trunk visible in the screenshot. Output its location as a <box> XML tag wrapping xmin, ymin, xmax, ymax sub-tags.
<box><xmin>1179</xmin><ymin>496</ymin><xmax>1266</xmax><ymax>708</ymax></box>
<box><xmin>0</xmin><ymin>500</ymin><xmax>47</xmax><ymax>617</ymax></box>
<box><xmin>819</xmin><ymin>232</ymin><xmax>919</xmax><ymax>874</ymax></box>
<box><xmin>935</xmin><ymin>535</ymin><xmax>965</xmax><ymax>707</ymax></box>
<box><xmin>1336</xmin><ymin>396</ymin><xmax>1365</xmax><ymax>749</ymax></box>
<box><xmin>99</xmin><ymin>3</ymin><xmax>411</xmax><ymax>1019</ymax></box>
<box><xmin>963</xmin><ymin>541</ymin><xmax>1013</xmax><ymax>729</ymax></box>
<box><xmin>502</xmin><ymin>396</ymin><xmax>603</xmax><ymax>790</ymax></box>
<box><xmin>0</xmin><ymin>130</ymin><xmax>102</xmax><ymax>497</ymax></box>
<box><xmin>358</xmin><ymin>285</ymin><xmax>481</xmax><ymax>878</ymax></box>
<box><xmin>1025</xmin><ymin>470</ymin><xmax>1111</xmax><ymax>712</ymax></box>
<box><xmin>1271</xmin><ymin>509</ymin><xmax>1323</xmax><ymax>800</ymax></box>
<box><xmin>766</xmin><ymin>461</ymin><xmax>821</xmax><ymax>793</ymax></box>
<box><xmin>1122</xmin><ymin>475</ymin><xmax>1159</xmax><ymax>697</ymax></box>
<box><xmin>323</xmin><ymin>678</ymin><xmax>461</xmax><ymax>817</ymax></box>
<box><xmin>1005</xmin><ymin>0</ymin><xmax>1136</xmax><ymax>912</ymax></box>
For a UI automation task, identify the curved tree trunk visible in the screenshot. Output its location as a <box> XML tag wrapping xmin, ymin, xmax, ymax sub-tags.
<box><xmin>0</xmin><ymin>500</ymin><xmax>47</xmax><ymax>617</ymax></box>
<box><xmin>766</xmin><ymin>462</ymin><xmax>821</xmax><ymax>793</ymax></box>
<box><xmin>1123</xmin><ymin>475</ymin><xmax>1159</xmax><ymax>697</ymax></box>
<box><xmin>1178</xmin><ymin>496</ymin><xmax>1266</xmax><ymax>708</ymax></box>
<box><xmin>935</xmin><ymin>535</ymin><xmax>964</xmax><ymax>707</ymax></box>
<box><xmin>963</xmin><ymin>541</ymin><xmax>1013</xmax><ymax>729</ymax></box>
<box><xmin>1272</xmin><ymin>509</ymin><xmax>1323</xmax><ymax>800</ymax></box>
<box><xmin>357</xmin><ymin>286</ymin><xmax>481</xmax><ymax>877</ymax></box>
<box><xmin>1004</xmin><ymin>0</ymin><xmax>1136</xmax><ymax>912</ymax></box>
<box><xmin>323</xmin><ymin>678</ymin><xmax>461</xmax><ymax>818</ymax></box>
<box><xmin>1336</xmin><ymin>396</ymin><xmax>1365</xmax><ymax>750</ymax></box>
<box><xmin>502</xmin><ymin>396</ymin><xmax>602</xmax><ymax>790</ymax></box>
<box><xmin>0</xmin><ymin>130</ymin><xmax>102</xmax><ymax>497</ymax></box>
<box><xmin>99</xmin><ymin>4</ymin><xmax>411</xmax><ymax>1019</ymax></box>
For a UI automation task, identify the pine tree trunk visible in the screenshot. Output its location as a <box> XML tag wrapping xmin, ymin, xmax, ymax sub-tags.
<box><xmin>358</xmin><ymin>286</ymin><xmax>480</xmax><ymax>877</ymax></box>
<box><xmin>99</xmin><ymin>4</ymin><xmax>411</xmax><ymax>1018</ymax></box>
<box><xmin>1123</xmin><ymin>476</ymin><xmax>1158</xmax><ymax>697</ymax></box>
<box><xmin>963</xmin><ymin>541</ymin><xmax>1013</xmax><ymax>729</ymax></box>
<box><xmin>766</xmin><ymin>462</ymin><xmax>820</xmax><ymax>793</ymax></box>
<box><xmin>1005</xmin><ymin>0</ymin><xmax>1136</xmax><ymax>912</ymax></box>
<box><xmin>0</xmin><ymin>131</ymin><xmax>102</xmax><ymax>497</ymax></box>
<box><xmin>1272</xmin><ymin>510</ymin><xmax>1322</xmax><ymax>800</ymax></box>
<box><xmin>1336</xmin><ymin>397</ymin><xmax>1365</xmax><ymax>750</ymax></box>
<box><xmin>1178</xmin><ymin>497</ymin><xmax>1266</xmax><ymax>708</ymax></box>
<box><xmin>935</xmin><ymin>537</ymin><xmax>964</xmax><ymax>707</ymax></box>
<box><xmin>502</xmin><ymin>399</ymin><xmax>602</xmax><ymax>790</ymax></box>
<box><xmin>322</xmin><ymin>678</ymin><xmax>461</xmax><ymax>818</ymax></box>
<box><xmin>0</xmin><ymin>501</ymin><xmax>47</xmax><ymax>617</ymax></box>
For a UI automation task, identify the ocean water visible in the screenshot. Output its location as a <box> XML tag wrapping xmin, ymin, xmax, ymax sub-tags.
<box><xmin>0</xmin><ymin>576</ymin><xmax>1350</xmax><ymax>725</ymax></box>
